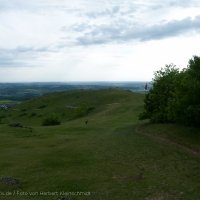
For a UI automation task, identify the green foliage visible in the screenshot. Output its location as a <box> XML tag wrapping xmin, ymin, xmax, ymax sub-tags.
<box><xmin>30</xmin><ymin>112</ymin><xmax>37</xmax><ymax>117</ymax></box>
<box><xmin>73</xmin><ymin>105</ymin><xmax>95</xmax><ymax>119</ymax></box>
<box><xmin>8</xmin><ymin>122</ymin><xmax>23</xmax><ymax>128</ymax></box>
<box><xmin>38</xmin><ymin>104</ymin><xmax>46</xmax><ymax>109</ymax></box>
<box><xmin>140</xmin><ymin>64</ymin><xmax>179</xmax><ymax>123</ymax></box>
<box><xmin>140</xmin><ymin>56</ymin><xmax>200</xmax><ymax>127</ymax></box>
<box><xmin>42</xmin><ymin>113</ymin><xmax>61</xmax><ymax>126</ymax></box>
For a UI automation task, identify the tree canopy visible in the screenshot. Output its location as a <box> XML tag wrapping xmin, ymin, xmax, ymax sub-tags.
<box><xmin>139</xmin><ymin>56</ymin><xmax>200</xmax><ymax>127</ymax></box>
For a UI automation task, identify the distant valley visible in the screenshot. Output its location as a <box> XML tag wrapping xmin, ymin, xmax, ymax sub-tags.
<box><xmin>0</xmin><ymin>82</ymin><xmax>148</xmax><ymax>103</ymax></box>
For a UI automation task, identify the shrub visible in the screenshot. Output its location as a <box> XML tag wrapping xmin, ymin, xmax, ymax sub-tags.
<box><xmin>19</xmin><ymin>112</ymin><xmax>27</xmax><ymax>117</ymax></box>
<box><xmin>42</xmin><ymin>113</ymin><xmax>61</xmax><ymax>126</ymax></box>
<box><xmin>0</xmin><ymin>114</ymin><xmax>6</xmax><ymax>123</ymax></box>
<box><xmin>30</xmin><ymin>112</ymin><xmax>37</xmax><ymax>117</ymax></box>
<box><xmin>38</xmin><ymin>105</ymin><xmax>46</xmax><ymax>109</ymax></box>
<box><xmin>9</xmin><ymin>122</ymin><xmax>23</xmax><ymax>128</ymax></box>
<box><xmin>140</xmin><ymin>64</ymin><xmax>179</xmax><ymax>123</ymax></box>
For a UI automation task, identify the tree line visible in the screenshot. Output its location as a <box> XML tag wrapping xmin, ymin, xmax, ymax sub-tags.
<box><xmin>139</xmin><ymin>55</ymin><xmax>200</xmax><ymax>127</ymax></box>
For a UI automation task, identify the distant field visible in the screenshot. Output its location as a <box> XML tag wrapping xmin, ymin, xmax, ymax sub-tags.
<box><xmin>0</xmin><ymin>89</ymin><xmax>199</xmax><ymax>200</ymax></box>
<box><xmin>0</xmin><ymin>100</ymin><xmax>17</xmax><ymax>104</ymax></box>
<box><xmin>0</xmin><ymin>82</ymin><xmax>147</xmax><ymax>102</ymax></box>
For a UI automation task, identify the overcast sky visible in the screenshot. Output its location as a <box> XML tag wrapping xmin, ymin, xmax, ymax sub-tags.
<box><xmin>0</xmin><ymin>0</ymin><xmax>200</xmax><ymax>82</ymax></box>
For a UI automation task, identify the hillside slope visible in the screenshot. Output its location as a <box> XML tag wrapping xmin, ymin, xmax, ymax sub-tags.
<box><xmin>0</xmin><ymin>89</ymin><xmax>199</xmax><ymax>200</ymax></box>
<box><xmin>0</xmin><ymin>89</ymin><xmax>143</xmax><ymax>126</ymax></box>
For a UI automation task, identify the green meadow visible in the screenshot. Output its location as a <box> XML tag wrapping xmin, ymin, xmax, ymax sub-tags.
<box><xmin>0</xmin><ymin>100</ymin><xmax>17</xmax><ymax>104</ymax></box>
<box><xmin>0</xmin><ymin>89</ymin><xmax>199</xmax><ymax>200</ymax></box>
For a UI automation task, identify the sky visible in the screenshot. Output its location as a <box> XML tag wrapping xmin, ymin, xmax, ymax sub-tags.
<box><xmin>0</xmin><ymin>0</ymin><xmax>200</xmax><ymax>82</ymax></box>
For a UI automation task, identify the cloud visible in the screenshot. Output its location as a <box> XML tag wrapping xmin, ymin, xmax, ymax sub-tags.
<box><xmin>167</xmin><ymin>0</ymin><xmax>200</xmax><ymax>7</ymax></box>
<box><xmin>0</xmin><ymin>0</ymin><xmax>200</xmax><ymax>82</ymax></box>
<box><xmin>0</xmin><ymin>53</ymin><xmax>27</xmax><ymax>68</ymax></box>
<box><xmin>0</xmin><ymin>47</ymin><xmax>50</xmax><ymax>68</ymax></box>
<box><xmin>140</xmin><ymin>16</ymin><xmax>200</xmax><ymax>41</ymax></box>
<box><xmin>84</xmin><ymin>5</ymin><xmax>121</xmax><ymax>19</ymax></box>
<box><xmin>74</xmin><ymin>16</ymin><xmax>200</xmax><ymax>45</ymax></box>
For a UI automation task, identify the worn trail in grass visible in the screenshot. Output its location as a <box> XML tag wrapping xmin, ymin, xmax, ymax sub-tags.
<box><xmin>0</xmin><ymin>89</ymin><xmax>199</xmax><ymax>200</ymax></box>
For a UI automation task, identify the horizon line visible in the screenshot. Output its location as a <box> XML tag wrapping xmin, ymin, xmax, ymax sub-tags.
<box><xmin>0</xmin><ymin>80</ymin><xmax>151</xmax><ymax>84</ymax></box>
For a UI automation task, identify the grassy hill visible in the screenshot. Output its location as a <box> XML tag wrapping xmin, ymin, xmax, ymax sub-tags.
<box><xmin>0</xmin><ymin>89</ymin><xmax>199</xmax><ymax>200</ymax></box>
<box><xmin>0</xmin><ymin>89</ymin><xmax>142</xmax><ymax>126</ymax></box>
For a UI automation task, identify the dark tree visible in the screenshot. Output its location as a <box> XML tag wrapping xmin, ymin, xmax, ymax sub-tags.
<box><xmin>139</xmin><ymin>56</ymin><xmax>200</xmax><ymax>127</ymax></box>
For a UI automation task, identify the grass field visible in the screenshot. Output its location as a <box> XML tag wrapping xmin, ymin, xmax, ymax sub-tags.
<box><xmin>0</xmin><ymin>100</ymin><xmax>17</xmax><ymax>104</ymax></box>
<box><xmin>0</xmin><ymin>89</ymin><xmax>199</xmax><ymax>200</ymax></box>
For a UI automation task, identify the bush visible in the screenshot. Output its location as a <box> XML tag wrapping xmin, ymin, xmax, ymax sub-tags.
<box><xmin>42</xmin><ymin>113</ymin><xmax>61</xmax><ymax>126</ymax></box>
<box><xmin>140</xmin><ymin>64</ymin><xmax>179</xmax><ymax>123</ymax></box>
<box><xmin>0</xmin><ymin>114</ymin><xmax>6</xmax><ymax>123</ymax></box>
<box><xmin>184</xmin><ymin>105</ymin><xmax>200</xmax><ymax>126</ymax></box>
<box><xmin>74</xmin><ymin>105</ymin><xmax>94</xmax><ymax>118</ymax></box>
<box><xmin>38</xmin><ymin>105</ymin><xmax>46</xmax><ymax>109</ymax></box>
<box><xmin>9</xmin><ymin>122</ymin><xmax>23</xmax><ymax>128</ymax></box>
<box><xmin>140</xmin><ymin>55</ymin><xmax>200</xmax><ymax>127</ymax></box>
<box><xmin>30</xmin><ymin>112</ymin><xmax>37</xmax><ymax>117</ymax></box>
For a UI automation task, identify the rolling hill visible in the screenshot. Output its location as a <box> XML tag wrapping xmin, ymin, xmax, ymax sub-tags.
<box><xmin>0</xmin><ymin>89</ymin><xmax>199</xmax><ymax>200</ymax></box>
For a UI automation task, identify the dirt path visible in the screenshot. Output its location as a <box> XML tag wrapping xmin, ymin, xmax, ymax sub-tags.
<box><xmin>135</xmin><ymin>126</ymin><xmax>200</xmax><ymax>158</ymax></box>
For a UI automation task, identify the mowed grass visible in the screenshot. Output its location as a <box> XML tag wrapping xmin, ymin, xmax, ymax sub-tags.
<box><xmin>0</xmin><ymin>89</ymin><xmax>199</xmax><ymax>200</ymax></box>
